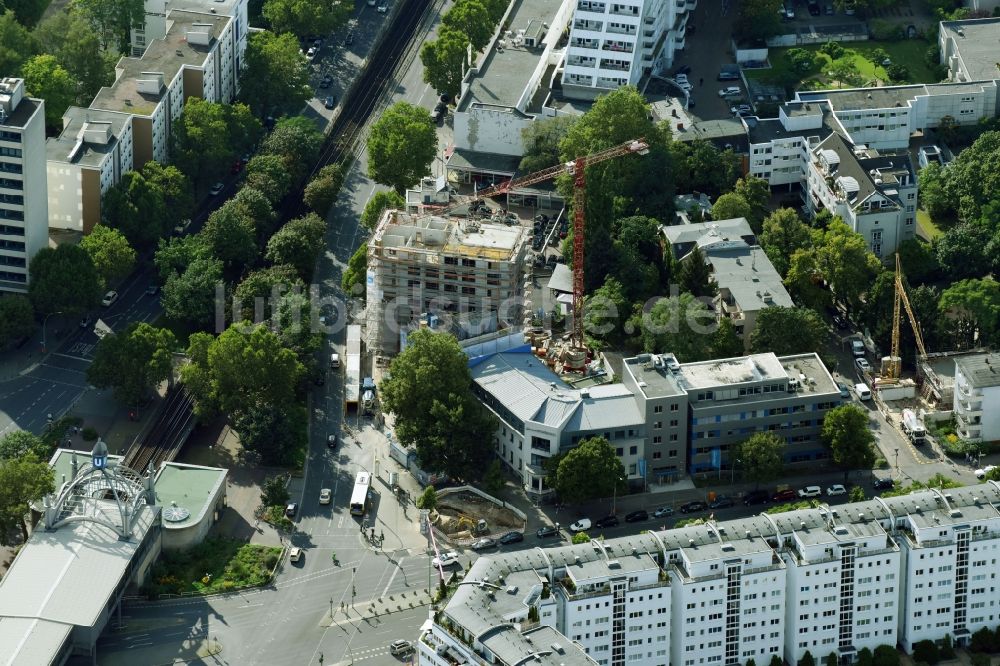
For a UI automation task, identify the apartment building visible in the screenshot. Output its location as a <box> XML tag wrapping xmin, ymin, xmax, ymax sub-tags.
<box><xmin>130</xmin><ymin>0</ymin><xmax>248</xmax><ymax>68</ymax></box>
<box><xmin>470</xmin><ymin>348</ymin><xmax>838</xmax><ymax>496</ymax></box>
<box><xmin>564</xmin><ymin>0</ymin><xmax>690</xmax><ymax>100</ymax></box>
<box><xmin>0</xmin><ymin>78</ymin><xmax>47</xmax><ymax>294</ymax></box>
<box><xmin>953</xmin><ymin>352</ymin><xmax>1000</xmax><ymax>443</ymax></box>
<box><xmin>746</xmin><ymin>102</ymin><xmax>833</xmax><ymax>189</ymax></box>
<box><xmin>47</xmin><ymin>8</ymin><xmax>241</xmax><ymax>232</ymax></box>
<box><xmin>366</xmin><ymin>210</ymin><xmax>527</xmax><ymax>355</ymax></box>
<box><xmin>939</xmin><ymin>18</ymin><xmax>1000</xmax><ymax>85</ymax></box>
<box><xmin>417</xmin><ymin>483</ymin><xmax>1000</xmax><ymax>666</ymax></box>
<box><xmin>805</xmin><ymin>133</ymin><xmax>917</xmax><ymax>259</ymax></box>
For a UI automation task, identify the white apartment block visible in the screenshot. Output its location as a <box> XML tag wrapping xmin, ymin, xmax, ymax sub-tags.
<box><xmin>47</xmin><ymin>7</ymin><xmax>241</xmax><ymax>233</ymax></box>
<box><xmin>0</xmin><ymin>78</ymin><xmax>46</xmax><ymax>294</ymax></box>
<box><xmin>365</xmin><ymin>210</ymin><xmax>527</xmax><ymax>356</ymax></box>
<box><xmin>952</xmin><ymin>352</ymin><xmax>1000</xmax><ymax>443</ymax></box>
<box><xmin>419</xmin><ymin>483</ymin><xmax>1000</xmax><ymax>666</ymax></box>
<box><xmin>131</xmin><ymin>0</ymin><xmax>249</xmax><ymax>68</ymax></box>
<box><xmin>805</xmin><ymin>133</ymin><xmax>916</xmax><ymax>259</ymax></box>
<box><xmin>563</xmin><ymin>0</ymin><xmax>690</xmax><ymax>100</ymax></box>
<box><xmin>939</xmin><ymin>18</ymin><xmax>1000</xmax><ymax>85</ymax></box>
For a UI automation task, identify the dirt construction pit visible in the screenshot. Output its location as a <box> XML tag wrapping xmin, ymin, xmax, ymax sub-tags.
<box><xmin>434</xmin><ymin>490</ymin><xmax>524</xmax><ymax>541</ymax></box>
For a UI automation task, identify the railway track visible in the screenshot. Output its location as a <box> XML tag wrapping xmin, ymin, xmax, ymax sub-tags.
<box><xmin>123</xmin><ymin>386</ymin><xmax>196</xmax><ymax>474</ymax></box>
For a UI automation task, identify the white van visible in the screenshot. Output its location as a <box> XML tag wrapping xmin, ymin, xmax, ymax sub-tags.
<box><xmin>855</xmin><ymin>383</ymin><xmax>872</xmax><ymax>401</ymax></box>
<box><xmin>851</xmin><ymin>340</ymin><xmax>865</xmax><ymax>357</ymax></box>
<box><xmin>330</xmin><ymin>352</ymin><xmax>340</xmax><ymax>369</ymax></box>
<box><xmin>389</xmin><ymin>639</ymin><xmax>413</xmax><ymax>655</ymax></box>
<box><xmin>289</xmin><ymin>547</ymin><xmax>303</xmax><ymax>563</ymax></box>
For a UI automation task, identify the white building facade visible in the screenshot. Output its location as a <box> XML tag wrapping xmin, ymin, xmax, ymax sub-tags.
<box><xmin>952</xmin><ymin>352</ymin><xmax>1000</xmax><ymax>443</ymax></box>
<box><xmin>0</xmin><ymin>78</ymin><xmax>47</xmax><ymax>294</ymax></box>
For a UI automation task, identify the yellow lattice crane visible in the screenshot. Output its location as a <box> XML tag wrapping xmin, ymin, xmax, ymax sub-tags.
<box><xmin>882</xmin><ymin>253</ymin><xmax>928</xmax><ymax>380</ymax></box>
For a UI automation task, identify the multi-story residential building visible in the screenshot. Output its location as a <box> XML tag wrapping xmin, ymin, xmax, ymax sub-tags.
<box><xmin>366</xmin><ymin>210</ymin><xmax>527</xmax><ymax>355</ymax></box>
<box><xmin>47</xmin><ymin>8</ymin><xmax>241</xmax><ymax>232</ymax></box>
<box><xmin>563</xmin><ymin>0</ymin><xmax>690</xmax><ymax>100</ymax></box>
<box><xmin>952</xmin><ymin>352</ymin><xmax>1000</xmax><ymax>442</ymax></box>
<box><xmin>805</xmin><ymin>133</ymin><xmax>917</xmax><ymax>259</ymax></box>
<box><xmin>471</xmin><ymin>348</ymin><xmax>839</xmax><ymax>495</ymax></box>
<box><xmin>418</xmin><ymin>483</ymin><xmax>1000</xmax><ymax>666</ymax></box>
<box><xmin>0</xmin><ymin>78</ymin><xmax>47</xmax><ymax>294</ymax></box>
<box><xmin>939</xmin><ymin>18</ymin><xmax>1000</xmax><ymax>85</ymax></box>
<box><xmin>661</xmin><ymin>218</ymin><xmax>795</xmax><ymax>350</ymax></box>
<box><xmin>746</xmin><ymin>102</ymin><xmax>833</xmax><ymax>189</ymax></box>
<box><xmin>130</xmin><ymin>0</ymin><xmax>248</xmax><ymax>68</ymax></box>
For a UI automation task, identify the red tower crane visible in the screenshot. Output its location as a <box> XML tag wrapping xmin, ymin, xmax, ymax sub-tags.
<box><xmin>432</xmin><ymin>138</ymin><xmax>650</xmax><ymax>348</ymax></box>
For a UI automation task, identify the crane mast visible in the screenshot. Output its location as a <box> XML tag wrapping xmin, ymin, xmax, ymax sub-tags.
<box><xmin>885</xmin><ymin>253</ymin><xmax>928</xmax><ymax>380</ymax></box>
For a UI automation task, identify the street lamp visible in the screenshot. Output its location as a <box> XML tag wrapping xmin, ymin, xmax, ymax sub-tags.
<box><xmin>894</xmin><ymin>447</ymin><xmax>900</xmax><ymax>479</ymax></box>
<box><xmin>612</xmin><ymin>473</ymin><xmax>626</xmax><ymax>514</ymax></box>
<box><xmin>730</xmin><ymin>458</ymin><xmax>741</xmax><ymax>484</ymax></box>
<box><xmin>41</xmin><ymin>311</ymin><xmax>65</xmax><ymax>353</ymax></box>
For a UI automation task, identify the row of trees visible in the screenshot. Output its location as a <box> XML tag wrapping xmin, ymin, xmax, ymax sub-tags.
<box><xmin>420</xmin><ymin>0</ymin><xmax>507</xmax><ymax>99</ymax></box>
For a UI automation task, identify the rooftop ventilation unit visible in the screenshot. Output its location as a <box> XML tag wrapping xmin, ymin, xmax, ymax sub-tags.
<box><xmin>949</xmin><ymin>509</ymin><xmax>962</xmax><ymax>518</ymax></box>
<box><xmin>506</xmin><ymin>585</ymin><xmax>518</xmax><ymax>594</ymax></box>
<box><xmin>607</xmin><ymin>560</ymin><xmax>621</xmax><ymax>569</ymax></box>
<box><xmin>721</xmin><ymin>544</ymin><xmax>735</xmax><ymax>552</ymax></box>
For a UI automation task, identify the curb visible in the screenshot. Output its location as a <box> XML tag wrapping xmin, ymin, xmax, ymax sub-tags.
<box><xmin>321</xmin><ymin>589</ymin><xmax>433</xmax><ymax>627</ymax></box>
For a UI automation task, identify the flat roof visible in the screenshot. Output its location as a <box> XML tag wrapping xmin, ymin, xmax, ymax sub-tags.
<box><xmin>447</xmin><ymin>148</ymin><xmax>522</xmax><ymax>175</ymax></box>
<box><xmin>376</xmin><ymin>210</ymin><xmax>525</xmax><ymax>261</ymax></box>
<box><xmin>706</xmin><ymin>245</ymin><xmax>795</xmax><ymax>312</ymax></box>
<box><xmin>746</xmin><ymin>114</ymin><xmax>833</xmax><ymax>145</ymax></box>
<box><xmin>91</xmin><ymin>10</ymin><xmax>229</xmax><ymax>115</ymax></box>
<box><xmin>547</xmin><ymin>262</ymin><xmax>572</xmax><ymax>293</ymax></box>
<box><xmin>0</xmin><ymin>97</ymin><xmax>41</xmax><ymax>130</ymax></box>
<box><xmin>940</xmin><ymin>18</ymin><xmax>1000</xmax><ymax>82</ymax></box>
<box><xmin>458</xmin><ymin>0</ymin><xmax>562</xmax><ymax>111</ymax></box>
<box><xmin>661</xmin><ymin>218</ymin><xmax>754</xmax><ymax>251</ymax></box>
<box><xmin>154</xmin><ymin>461</ymin><xmax>227</xmax><ymax>529</ymax></box>
<box><xmin>779</xmin><ymin>353</ymin><xmax>839</xmax><ymax>394</ymax></box>
<box><xmin>46</xmin><ymin>107</ymin><xmax>132</xmax><ymax>167</ymax></box>
<box><xmin>0</xmin><ymin>618</ymin><xmax>71</xmax><ymax>666</ymax></box>
<box><xmin>797</xmin><ymin>81</ymin><xmax>994</xmax><ymax>112</ymax></box>
<box><xmin>678</xmin><ymin>353</ymin><xmax>788</xmax><ymax>390</ymax></box>
<box><xmin>623</xmin><ymin>356</ymin><xmax>684</xmax><ymax>399</ymax></box>
<box><xmin>49</xmin><ymin>448</ymin><xmax>125</xmax><ymax>486</ymax></box>
<box><xmin>954</xmin><ymin>352</ymin><xmax>1000</xmax><ymax>389</ymax></box>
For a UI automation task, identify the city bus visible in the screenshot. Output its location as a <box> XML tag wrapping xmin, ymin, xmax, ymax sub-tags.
<box><xmin>349</xmin><ymin>471</ymin><xmax>371</xmax><ymax>516</ymax></box>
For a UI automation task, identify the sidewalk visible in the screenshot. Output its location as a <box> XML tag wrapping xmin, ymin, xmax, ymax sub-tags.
<box><xmin>320</xmin><ymin>588</ymin><xmax>433</xmax><ymax>628</ymax></box>
<box><xmin>65</xmin><ymin>385</ymin><xmax>164</xmax><ymax>457</ymax></box>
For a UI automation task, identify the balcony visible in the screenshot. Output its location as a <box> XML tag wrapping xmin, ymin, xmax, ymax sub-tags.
<box><xmin>571</xmin><ymin>39</ymin><xmax>600</xmax><ymax>49</ymax></box>
<box><xmin>602</xmin><ymin>42</ymin><xmax>634</xmax><ymax>53</ymax></box>
<box><xmin>599</xmin><ymin>60</ymin><xmax>630</xmax><ymax>72</ymax></box>
<box><xmin>610</xmin><ymin>5</ymin><xmax>640</xmax><ymax>16</ymax></box>
<box><xmin>605</xmin><ymin>23</ymin><xmax>636</xmax><ymax>35</ymax></box>
<box><xmin>567</xmin><ymin>57</ymin><xmax>597</xmax><ymax>67</ymax></box>
<box><xmin>577</xmin><ymin>1</ymin><xmax>606</xmax><ymax>10</ymax></box>
<box><xmin>573</xmin><ymin>19</ymin><xmax>604</xmax><ymax>31</ymax></box>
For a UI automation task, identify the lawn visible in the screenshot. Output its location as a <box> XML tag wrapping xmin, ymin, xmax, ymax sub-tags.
<box><xmin>747</xmin><ymin>39</ymin><xmax>941</xmax><ymax>91</ymax></box>
<box><xmin>915</xmin><ymin>208</ymin><xmax>943</xmax><ymax>240</ymax></box>
<box><xmin>143</xmin><ymin>538</ymin><xmax>281</xmax><ymax>597</ymax></box>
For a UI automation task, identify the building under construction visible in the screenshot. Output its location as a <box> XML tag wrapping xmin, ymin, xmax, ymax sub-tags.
<box><xmin>365</xmin><ymin>210</ymin><xmax>528</xmax><ymax>356</ymax></box>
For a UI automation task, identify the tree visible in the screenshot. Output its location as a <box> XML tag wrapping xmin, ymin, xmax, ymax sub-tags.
<box><xmin>342</xmin><ymin>242</ymin><xmax>367</xmax><ymax>299</ymax></box>
<box><xmin>33</xmin><ymin>10</ymin><xmax>115</xmax><ymax>105</ymax></box>
<box><xmin>87</xmin><ymin>322</ymin><xmax>176</xmax><ymax>404</ymax></box>
<box><xmin>266</xmin><ymin>213</ymin><xmax>326</xmax><ymax>280</ymax></box>
<box><xmin>872</xmin><ymin>645</ymin><xmax>899</xmax><ymax>666</ymax></box>
<box><xmin>142</xmin><ymin>162</ymin><xmax>194</xmax><ymax>228</ymax></box>
<box><xmin>917</xmin><ymin>161</ymin><xmax>952</xmax><ymax>221</ymax></box>
<box><xmin>239</xmin><ymin>31</ymin><xmax>313</xmax><ymax>117</ymax></box>
<box><xmin>734</xmin><ymin>432</ymin><xmax>784</xmax><ymax>488</ymax></box>
<box><xmin>583</xmin><ymin>277</ymin><xmax>631</xmax><ymax>348</ymax></box>
<box><xmin>231</xmin><ymin>187</ymin><xmax>276</xmax><ymax>238</ymax></box>
<box><xmin>711</xmin><ymin>318</ymin><xmax>745</xmax><ymax>358</ymax></box>
<box><xmin>571</xmin><ymin>531</ymin><xmax>591</xmax><ymax>544</ymax></box>
<box><xmin>939</xmin><ymin>278</ymin><xmax>1000</xmax><ymax>348</ymax></box>
<box><xmin>0</xmin><ymin>11</ymin><xmax>34</xmax><ymax>77</ymax></box>
<box><xmin>734</xmin><ymin>0</ymin><xmax>782</xmax><ymax>43</ymax></box>
<box><xmin>823</xmin><ymin>653</ymin><xmax>838</xmax><ymax>666</ymax></box>
<box><xmin>786</xmin><ymin>48</ymin><xmax>820</xmax><ymax>75</ymax></box>
<box><xmin>830</xmin><ymin>58</ymin><xmax>862</xmax><ymax>88</ymax></box>
<box><xmin>785</xmin><ymin>247</ymin><xmax>831</xmax><ymax>311</ymax></box>
<box><xmin>612</xmin><ymin>215</ymin><xmax>667</xmax><ymax>303</ymax></box>
<box><xmin>912</xmin><ymin>640</ymin><xmax>940</xmax><ymax>665</ymax></box>
<box><xmin>244</xmin><ymin>154</ymin><xmax>293</xmax><ymax>204</ymax></box>
<box><xmin>554</xmin><ymin>437</ymin><xmax>626</xmax><ymax>505</ymax></box>
<box><xmin>28</xmin><ymin>244</ymin><xmax>101</xmax><ymax>315</ymax></box>
<box><xmin>303</xmin><ymin>163</ymin><xmax>344</xmax><ymax>215</ymax></box>
<box><xmin>770</xmin><ymin>656</ymin><xmax>784</xmax><ymax>666</ymax></box>
<box><xmin>970</xmin><ymin>627</ymin><xmax>997</xmax><ymax>654</ymax></box>
<box><xmin>361</xmin><ymin>190</ymin><xmax>405</xmax><ymax>229</ymax></box>
<box><xmin>234</xmin><ymin>265</ymin><xmax>303</xmax><ymax>320</ymax></box>
<box><xmin>154</xmin><ymin>234</ymin><xmax>208</xmax><ymax>283</ymax></box>
<box><xmin>816</xmin><ymin>219</ymin><xmax>881</xmax><ymax>312</ymax></box>
<box><xmin>262</xmin><ymin>0</ymin><xmax>350</xmax><ymax>39</ymax></box>
<box><xmin>761</xmin><ymin>208</ymin><xmax>812</xmax><ymax>277</ymax></box>
<box><xmin>482</xmin><ymin>460</ymin><xmax>505</xmax><ymax>496</ymax></box>
<box><xmin>669</xmin><ymin>141</ymin><xmax>741</xmax><ymax>199</ymax></box>
<box><xmin>380</xmin><ymin>329</ymin><xmax>496</xmax><ymax>481</ymax></box>
<box><xmin>260</xmin><ymin>116</ymin><xmax>324</xmax><ymax>184</ymax></box>
<box><xmin>678</xmin><ymin>245</ymin><xmax>717</xmax><ymax>299</ymax></box>
<box><xmin>232</xmin><ymin>402</ymin><xmax>307</xmax><ymax>465</ymax></box>
<box><xmin>200</xmin><ymin>203</ymin><xmax>258</xmax><ymax>270</ymax></box>
<box><xmin>368</xmin><ymin>101</ymin><xmax>438</xmax><ymax>193</ymax></box>
<box><xmin>420</xmin><ymin>27</ymin><xmax>470</xmax><ymax>100</ymax></box>
<box><xmin>21</xmin><ymin>55</ymin><xmax>75</xmax><ymax>130</ymax></box>
<box><xmin>162</xmin><ymin>256</ymin><xmax>224</xmax><ymax>329</ymax></box>
<box><xmin>849</xmin><ymin>485</ymin><xmax>866</xmax><ymax>502</ymax></box>
<box><xmin>631</xmin><ymin>293</ymin><xmax>715</xmax><ymax>362</ymax></box>
<box><xmin>935</xmin><ymin>223</ymin><xmax>992</xmax><ymax>281</ymax></box>
<box><xmin>0</xmin><ymin>431</ymin><xmax>49</xmax><ymax>460</ymax></box>
<box><xmin>857</xmin><ymin>648</ymin><xmax>874</xmax><ymax>666</ymax></box>
<box><xmin>734</xmin><ymin>177</ymin><xmax>771</xmax><ymax>233</ymax></box>
<box><xmin>416</xmin><ymin>485</ymin><xmax>438</xmax><ymax>511</ymax></box>
<box><xmin>171</xmin><ymin>99</ymin><xmax>261</xmax><ymax>188</ymax></box>
<box><xmin>821</xmin><ymin>405</ymin><xmax>876</xmax><ymax>476</ymax></box>
<box><xmin>102</xmin><ymin>169</ymin><xmax>172</xmax><ymax>246</ymax></box>
<box><xmin>940</xmin><ymin>130</ymin><xmax>1000</xmax><ymax>221</ymax></box>
<box><xmin>441</xmin><ymin>0</ymin><xmax>493</xmax><ymax>51</ymax></box>
<box><xmin>750</xmin><ymin>306</ymin><xmax>827</xmax><ymax>356</ymax></box>
<box><xmin>73</xmin><ymin>0</ymin><xmax>144</xmax><ymax>50</ymax></box>
<box><xmin>0</xmin><ymin>453</ymin><xmax>55</xmax><ymax>544</ymax></box>
<box><xmin>798</xmin><ymin>651</ymin><xmax>815</xmax><ymax>666</ymax></box>
<box><xmin>711</xmin><ymin>192</ymin><xmax>752</xmax><ymax>223</ymax></box>
<box><xmin>867</xmin><ymin>47</ymin><xmax>890</xmax><ymax>69</ymax></box>
<box><xmin>261</xmin><ymin>475</ymin><xmax>290</xmax><ymax>507</ymax></box>
<box><xmin>896</xmin><ymin>238</ymin><xmax>939</xmax><ymax>284</ymax></box>
<box><xmin>80</xmin><ymin>225</ymin><xmax>136</xmax><ymax>290</ymax></box>
<box><xmin>519</xmin><ymin>116</ymin><xmax>577</xmax><ymax>173</ymax></box>
<box><xmin>0</xmin><ymin>295</ymin><xmax>35</xmax><ymax>348</ymax></box>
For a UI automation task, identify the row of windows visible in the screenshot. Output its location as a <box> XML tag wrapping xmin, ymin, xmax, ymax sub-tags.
<box><xmin>0</xmin><ymin>209</ymin><xmax>24</xmax><ymax>221</ymax></box>
<box><xmin>0</xmin><ymin>178</ymin><xmax>22</xmax><ymax>190</ymax></box>
<box><xmin>0</xmin><ymin>130</ymin><xmax>21</xmax><ymax>142</ymax></box>
<box><xmin>0</xmin><ymin>147</ymin><xmax>21</xmax><ymax>158</ymax></box>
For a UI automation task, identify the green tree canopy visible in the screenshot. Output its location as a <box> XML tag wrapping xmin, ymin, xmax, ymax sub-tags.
<box><xmin>232</xmin><ymin>402</ymin><xmax>307</xmax><ymax>465</ymax></box>
<box><xmin>631</xmin><ymin>293</ymin><xmax>715</xmax><ymax>362</ymax></box>
<box><xmin>234</xmin><ymin>265</ymin><xmax>303</xmax><ymax>319</ymax></box>
<box><xmin>303</xmin><ymin>163</ymin><xmax>344</xmax><ymax>215</ymax></box>
<box><xmin>420</xmin><ymin>27</ymin><xmax>470</xmax><ymax>100</ymax></box>
<box><xmin>265</xmin><ymin>213</ymin><xmax>326</xmax><ymax>280</ymax></box>
<box><xmin>33</xmin><ymin>10</ymin><xmax>115</xmax><ymax>105</ymax></box>
<box><xmin>939</xmin><ymin>277</ymin><xmax>1000</xmax><ymax>348</ymax></box>
<box><xmin>734</xmin><ymin>0</ymin><xmax>782</xmax><ymax>43</ymax></box>
<box><xmin>711</xmin><ymin>318</ymin><xmax>745</xmax><ymax>358</ymax></box>
<box><xmin>142</xmin><ymin>161</ymin><xmax>195</xmax><ymax>227</ymax></box>
<box><xmin>519</xmin><ymin>115</ymin><xmax>577</xmax><ymax>173</ymax></box>
<box><xmin>73</xmin><ymin>0</ymin><xmax>144</xmax><ymax>51</ymax></box>
<box><xmin>171</xmin><ymin>99</ymin><xmax>261</xmax><ymax>188</ymax></box>
<box><xmin>80</xmin><ymin>225</ymin><xmax>136</xmax><ymax>290</ymax></box>
<box><xmin>261</xmin><ymin>0</ymin><xmax>350</xmax><ymax>39</ymax></box>
<box><xmin>554</xmin><ymin>436</ymin><xmax>626</xmax><ymax>505</ymax></box>
<box><xmin>260</xmin><ymin>116</ymin><xmax>324</xmax><ymax>184</ymax></box>
<box><xmin>361</xmin><ymin>190</ymin><xmax>405</xmax><ymax>229</ymax></box>
<box><xmin>750</xmin><ymin>306</ymin><xmax>827</xmax><ymax>356</ymax></box>
<box><xmin>612</xmin><ymin>215</ymin><xmax>668</xmax><ymax>303</ymax></box>
<box><xmin>896</xmin><ymin>238</ymin><xmax>939</xmax><ymax>285</ymax></box>
<box><xmin>28</xmin><ymin>244</ymin><xmax>101</xmax><ymax>315</ymax></box>
<box><xmin>917</xmin><ymin>161</ymin><xmax>951</xmax><ymax>221</ymax></box>
<box><xmin>0</xmin><ymin>295</ymin><xmax>36</xmax><ymax>348</ymax></box>
<box><xmin>239</xmin><ymin>31</ymin><xmax>312</xmax><ymax>117</ymax></box>
<box><xmin>734</xmin><ymin>177</ymin><xmax>771</xmax><ymax>233</ymax></box>
<box><xmin>244</xmin><ymin>153</ymin><xmax>293</xmax><ymax>204</ymax></box>
<box><xmin>380</xmin><ymin>329</ymin><xmax>496</xmax><ymax>481</ymax></box>
<box><xmin>341</xmin><ymin>242</ymin><xmax>368</xmax><ymax>300</ymax></box>
<box><xmin>669</xmin><ymin>140</ymin><xmax>740</xmax><ymax>199</ymax></box>
<box><xmin>416</xmin><ymin>485</ymin><xmax>438</xmax><ymax>510</ymax></box>
<box><xmin>941</xmin><ymin>130</ymin><xmax>1000</xmax><ymax>221</ymax></box>
<box><xmin>583</xmin><ymin>276</ymin><xmax>630</xmax><ymax>349</ymax></box>
<box><xmin>0</xmin><ymin>453</ymin><xmax>55</xmax><ymax>543</ymax></box>
<box><xmin>101</xmin><ymin>169</ymin><xmax>170</xmax><ymax>246</ymax></box>
<box><xmin>441</xmin><ymin>0</ymin><xmax>493</xmax><ymax>51</ymax></box>
<box><xmin>821</xmin><ymin>405</ymin><xmax>877</xmax><ymax>475</ymax></box>
<box><xmin>161</xmin><ymin>256</ymin><xmax>224</xmax><ymax>329</ymax></box>
<box><xmin>934</xmin><ymin>222</ymin><xmax>992</xmax><ymax>281</ymax></box>
<box><xmin>760</xmin><ymin>208</ymin><xmax>812</xmax><ymax>277</ymax></box>
<box><xmin>0</xmin><ymin>430</ymin><xmax>49</xmax><ymax>460</ymax></box>
<box><xmin>87</xmin><ymin>322</ymin><xmax>176</xmax><ymax>405</ymax></box>
<box><xmin>815</xmin><ymin>219</ymin><xmax>881</xmax><ymax>313</ymax></box>
<box><xmin>677</xmin><ymin>245</ymin><xmax>717</xmax><ymax>299</ymax></box>
<box><xmin>367</xmin><ymin>101</ymin><xmax>438</xmax><ymax>193</ymax></box>
<box><xmin>200</xmin><ymin>202</ymin><xmax>259</xmax><ymax>270</ymax></box>
<box><xmin>734</xmin><ymin>432</ymin><xmax>784</xmax><ymax>489</ymax></box>
<box><xmin>21</xmin><ymin>54</ymin><xmax>75</xmax><ymax>129</ymax></box>
<box><xmin>711</xmin><ymin>192</ymin><xmax>752</xmax><ymax>224</ymax></box>
<box><xmin>154</xmin><ymin>234</ymin><xmax>208</xmax><ymax>283</ymax></box>
<box><xmin>261</xmin><ymin>475</ymin><xmax>290</xmax><ymax>507</ymax></box>
<box><xmin>230</xmin><ymin>186</ymin><xmax>276</xmax><ymax>238</ymax></box>
<box><xmin>0</xmin><ymin>11</ymin><xmax>34</xmax><ymax>76</ymax></box>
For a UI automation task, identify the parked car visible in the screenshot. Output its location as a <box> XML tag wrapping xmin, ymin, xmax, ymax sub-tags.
<box><xmin>837</xmin><ymin>382</ymin><xmax>851</xmax><ymax>399</ymax></box>
<box><xmin>289</xmin><ymin>547</ymin><xmax>303</xmax><ymax>563</ymax></box>
<box><xmin>680</xmin><ymin>501</ymin><xmax>707</xmax><ymax>514</ymax></box>
<box><xmin>825</xmin><ymin>3</ymin><xmax>834</xmax><ymax>14</ymax></box>
<box><xmin>873</xmin><ymin>477</ymin><xmax>895</xmax><ymax>491</ymax></box>
<box><xmin>832</xmin><ymin>313</ymin><xmax>848</xmax><ymax>330</ymax></box>
<box><xmin>718</xmin><ymin>86</ymin><xmax>741</xmax><ymax>97</ymax></box>
<box><xmin>432</xmin><ymin>551</ymin><xmax>460</xmax><ymax>567</ymax></box>
<box><xmin>79</xmin><ymin>315</ymin><xmax>92</xmax><ymax>328</ymax></box>
<box><xmin>499</xmin><ymin>531</ymin><xmax>524</xmax><ymax>545</ymax></box>
<box><xmin>595</xmin><ymin>515</ymin><xmax>619</xmax><ymax>528</ymax></box>
<box><xmin>327</xmin><ymin>434</ymin><xmax>338</xmax><ymax>448</ymax></box>
<box><xmin>209</xmin><ymin>182</ymin><xmax>225</xmax><ymax>196</ymax></box>
<box><xmin>731</xmin><ymin>104</ymin><xmax>752</xmax><ymax>115</ymax></box>
<box><xmin>772</xmin><ymin>488</ymin><xmax>797</xmax><ymax>502</ymax></box>
<box><xmin>569</xmin><ymin>518</ymin><xmax>592</xmax><ymax>532</ymax></box>
<box><xmin>319</xmin><ymin>488</ymin><xmax>332</xmax><ymax>504</ymax></box>
<box><xmin>324</xmin><ymin>96</ymin><xmax>336</xmax><ymax>109</ymax></box>
<box><xmin>344</xmin><ymin>30</ymin><xmax>354</xmax><ymax>45</ymax></box>
<box><xmin>808</xmin><ymin>1</ymin><xmax>820</xmax><ymax>15</ymax></box>
<box><xmin>145</xmin><ymin>284</ymin><xmax>159</xmax><ymax>296</ymax></box>
<box><xmin>653</xmin><ymin>506</ymin><xmax>674</xmax><ymax>518</ymax></box>
<box><xmin>975</xmin><ymin>465</ymin><xmax>997</xmax><ymax>480</ymax></box>
<box><xmin>377</xmin><ymin>4</ymin><xmax>388</xmax><ymax>12</ymax></box>
<box><xmin>856</xmin><ymin>357</ymin><xmax>872</xmax><ymax>373</ymax></box>
<box><xmin>471</xmin><ymin>537</ymin><xmax>497</xmax><ymax>551</ymax></box>
<box><xmin>798</xmin><ymin>485</ymin><xmax>822</xmax><ymax>498</ymax></box>
<box><xmin>826</xmin><ymin>484</ymin><xmax>847</xmax><ymax>497</ymax></box>
<box><xmin>709</xmin><ymin>496</ymin><xmax>734</xmax><ymax>509</ymax></box>
<box><xmin>101</xmin><ymin>290</ymin><xmax>118</xmax><ymax>307</ymax></box>
<box><xmin>536</xmin><ymin>525</ymin><xmax>559</xmax><ymax>538</ymax></box>
<box><xmin>319</xmin><ymin>74</ymin><xmax>333</xmax><ymax>88</ymax></box>
<box><xmin>743</xmin><ymin>489</ymin><xmax>770</xmax><ymax>506</ymax></box>
<box><xmin>625</xmin><ymin>509</ymin><xmax>648</xmax><ymax>523</ymax></box>
<box><xmin>285</xmin><ymin>502</ymin><xmax>298</xmax><ymax>517</ymax></box>
<box><xmin>675</xmin><ymin>73</ymin><xmax>689</xmax><ymax>84</ymax></box>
